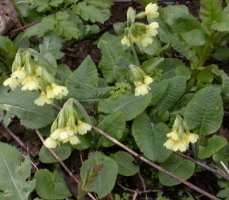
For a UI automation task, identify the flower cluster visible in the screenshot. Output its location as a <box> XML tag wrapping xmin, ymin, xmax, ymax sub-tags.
<box><xmin>44</xmin><ymin>100</ymin><xmax>92</xmax><ymax>149</ymax></box>
<box><xmin>164</xmin><ymin>115</ymin><xmax>199</xmax><ymax>152</ymax></box>
<box><xmin>121</xmin><ymin>3</ymin><xmax>159</xmax><ymax>48</ymax></box>
<box><xmin>129</xmin><ymin>65</ymin><xmax>153</xmax><ymax>96</ymax></box>
<box><xmin>3</xmin><ymin>49</ymin><xmax>68</xmax><ymax>106</ymax></box>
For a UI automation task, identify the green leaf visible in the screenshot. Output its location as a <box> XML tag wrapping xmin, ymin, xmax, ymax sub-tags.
<box><xmin>35</xmin><ymin>169</ymin><xmax>71</xmax><ymax>199</ymax></box>
<box><xmin>39</xmin><ymin>34</ymin><xmax>64</xmax><ymax>59</ymax></box>
<box><xmin>217</xmin><ymin>181</ymin><xmax>229</xmax><ymax>200</ymax></box>
<box><xmin>198</xmin><ymin>135</ymin><xmax>227</xmax><ymax>159</ymax></box>
<box><xmin>97</xmin><ymin>112</ymin><xmax>126</xmax><ymax>147</ymax></box>
<box><xmin>85</xmin><ymin>0</ymin><xmax>113</xmax><ymax>8</ymax></box>
<box><xmin>159</xmin><ymin>154</ymin><xmax>195</xmax><ymax>186</ymax></box>
<box><xmin>68</xmin><ymin>87</ymin><xmax>111</xmax><ymax>102</ymax></box>
<box><xmin>213</xmin><ymin>144</ymin><xmax>229</xmax><ymax>163</ymax></box>
<box><xmin>212</xmin><ymin>6</ymin><xmax>229</xmax><ymax>32</ymax></box>
<box><xmin>72</xmin><ymin>2</ymin><xmax>110</xmax><ymax>23</ymax></box>
<box><xmin>114</xmin><ymin>151</ymin><xmax>139</xmax><ymax>176</ymax></box>
<box><xmin>31</xmin><ymin>0</ymin><xmax>50</xmax><ymax>12</ymax></box>
<box><xmin>39</xmin><ymin>144</ymin><xmax>72</xmax><ymax>163</ymax></box>
<box><xmin>0</xmin><ymin>142</ymin><xmax>35</xmax><ymax>200</ymax></box>
<box><xmin>157</xmin><ymin>18</ymin><xmax>197</xmax><ymax>61</ymax></box>
<box><xmin>66</xmin><ymin>56</ymin><xmax>98</xmax><ymax>89</ymax></box>
<box><xmin>200</xmin><ymin>0</ymin><xmax>222</xmax><ymax>30</ymax></box>
<box><xmin>132</xmin><ymin>113</ymin><xmax>172</xmax><ymax>162</ymax></box>
<box><xmin>80</xmin><ymin>151</ymin><xmax>118</xmax><ymax>199</ymax></box>
<box><xmin>214</xmin><ymin>47</ymin><xmax>229</xmax><ymax>61</ymax></box>
<box><xmin>151</xmin><ymin>76</ymin><xmax>187</xmax><ymax>114</ymax></box>
<box><xmin>161</xmin><ymin>5</ymin><xmax>201</xmax><ymax>33</ymax></box>
<box><xmin>98</xmin><ymin>34</ymin><xmax>127</xmax><ymax>82</ymax></box>
<box><xmin>181</xmin><ymin>29</ymin><xmax>206</xmax><ymax>46</ymax></box>
<box><xmin>55</xmin><ymin>18</ymin><xmax>81</xmax><ymax>40</ymax></box>
<box><xmin>0</xmin><ymin>88</ymin><xmax>57</xmax><ymax>129</ymax></box>
<box><xmin>98</xmin><ymin>94</ymin><xmax>152</xmax><ymax>121</ymax></box>
<box><xmin>0</xmin><ymin>36</ymin><xmax>16</xmax><ymax>68</ymax></box>
<box><xmin>50</xmin><ymin>0</ymin><xmax>64</xmax><ymax>7</ymax></box>
<box><xmin>22</xmin><ymin>16</ymin><xmax>56</xmax><ymax>38</ymax></box>
<box><xmin>157</xmin><ymin>58</ymin><xmax>184</xmax><ymax>79</ymax></box>
<box><xmin>184</xmin><ymin>86</ymin><xmax>223</xmax><ymax>135</ymax></box>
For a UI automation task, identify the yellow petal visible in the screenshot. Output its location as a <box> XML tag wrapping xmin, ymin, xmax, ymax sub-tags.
<box><xmin>77</xmin><ymin>120</ymin><xmax>92</xmax><ymax>135</ymax></box>
<box><xmin>3</xmin><ymin>77</ymin><xmax>20</xmax><ymax>89</ymax></box>
<box><xmin>44</xmin><ymin>137</ymin><xmax>58</xmax><ymax>149</ymax></box>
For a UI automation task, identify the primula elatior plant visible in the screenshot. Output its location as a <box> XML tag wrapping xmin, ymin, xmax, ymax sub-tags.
<box><xmin>0</xmin><ymin>0</ymin><xmax>229</xmax><ymax>200</ymax></box>
<box><xmin>44</xmin><ymin>99</ymin><xmax>92</xmax><ymax>149</ymax></box>
<box><xmin>164</xmin><ymin>115</ymin><xmax>199</xmax><ymax>152</ymax></box>
<box><xmin>3</xmin><ymin>49</ymin><xmax>68</xmax><ymax>106</ymax></box>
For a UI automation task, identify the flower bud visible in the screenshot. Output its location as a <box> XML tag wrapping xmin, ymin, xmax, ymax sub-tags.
<box><xmin>127</xmin><ymin>7</ymin><xmax>136</xmax><ymax>26</ymax></box>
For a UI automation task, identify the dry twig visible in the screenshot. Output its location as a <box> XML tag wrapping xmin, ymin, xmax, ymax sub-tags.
<box><xmin>92</xmin><ymin>125</ymin><xmax>221</xmax><ymax>200</ymax></box>
<box><xmin>35</xmin><ymin>130</ymin><xmax>97</xmax><ymax>200</ymax></box>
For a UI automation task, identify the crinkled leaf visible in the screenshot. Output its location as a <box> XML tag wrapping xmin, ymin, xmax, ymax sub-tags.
<box><xmin>213</xmin><ymin>144</ymin><xmax>229</xmax><ymax>163</ymax></box>
<box><xmin>217</xmin><ymin>181</ymin><xmax>229</xmax><ymax>200</ymax></box>
<box><xmin>22</xmin><ymin>16</ymin><xmax>56</xmax><ymax>38</ymax></box>
<box><xmin>72</xmin><ymin>2</ymin><xmax>110</xmax><ymax>23</ymax></box>
<box><xmin>66</xmin><ymin>56</ymin><xmax>98</xmax><ymax>89</ymax></box>
<box><xmin>212</xmin><ymin>6</ymin><xmax>229</xmax><ymax>32</ymax></box>
<box><xmin>31</xmin><ymin>0</ymin><xmax>50</xmax><ymax>12</ymax></box>
<box><xmin>159</xmin><ymin>154</ymin><xmax>195</xmax><ymax>186</ymax></box>
<box><xmin>67</xmin><ymin>87</ymin><xmax>111</xmax><ymax>102</ymax></box>
<box><xmin>214</xmin><ymin>47</ymin><xmax>229</xmax><ymax>61</ymax></box>
<box><xmin>39</xmin><ymin>144</ymin><xmax>72</xmax><ymax>163</ymax></box>
<box><xmin>200</xmin><ymin>0</ymin><xmax>222</xmax><ymax>30</ymax></box>
<box><xmin>98</xmin><ymin>94</ymin><xmax>152</xmax><ymax>121</ymax></box>
<box><xmin>114</xmin><ymin>151</ymin><xmax>139</xmax><ymax>176</ymax></box>
<box><xmin>85</xmin><ymin>0</ymin><xmax>113</xmax><ymax>8</ymax></box>
<box><xmin>184</xmin><ymin>86</ymin><xmax>223</xmax><ymax>135</ymax></box>
<box><xmin>0</xmin><ymin>87</ymin><xmax>57</xmax><ymax>129</ymax></box>
<box><xmin>98</xmin><ymin>34</ymin><xmax>127</xmax><ymax>82</ymax></box>
<box><xmin>0</xmin><ymin>36</ymin><xmax>16</xmax><ymax>68</ymax></box>
<box><xmin>157</xmin><ymin>58</ymin><xmax>184</xmax><ymax>79</ymax></box>
<box><xmin>0</xmin><ymin>142</ymin><xmax>35</xmax><ymax>200</ymax></box>
<box><xmin>198</xmin><ymin>135</ymin><xmax>227</xmax><ymax>159</ymax></box>
<box><xmin>80</xmin><ymin>151</ymin><xmax>118</xmax><ymax>199</ymax></box>
<box><xmin>151</xmin><ymin>76</ymin><xmax>187</xmax><ymax>114</ymax></box>
<box><xmin>55</xmin><ymin>19</ymin><xmax>80</xmax><ymax>40</ymax></box>
<box><xmin>157</xmin><ymin>17</ymin><xmax>197</xmax><ymax>61</ymax></box>
<box><xmin>181</xmin><ymin>29</ymin><xmax>206</xmax><ymax>46</ymax></box>
<box><xmin>39</xmin><ymin>34</ymin><xmax>64</xmax><ymax>59</ymax></box>
<box><xmin>97</xmin><ymin>112</ymin><xmax>126</xmax><ymax>147</ymax></box>
<box><xmin>132</xmin><ymin>113</ymin><xmax>171</xmax><ymax>162</ymax></box>
<box><xmin>35</xmin><ymin>169</ymin><xmax>71</xmax><ymax>199</ymax></box>
<box><xmin>161</xmin><ymin>5</ymin><xmax>201</xmax><ymax>33</ymax></box>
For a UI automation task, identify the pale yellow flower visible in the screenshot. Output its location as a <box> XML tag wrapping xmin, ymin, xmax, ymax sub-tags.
<box><xmin>44</xmin><ymin>137</ymin><xmax>58</xmax><ymax>149</ymax></box>
<box><xmin>166</xmin><ymin>130</ymin><xmax>180</xmax><ymax>140</ymax></box>
<box><xmin>50</xmin><ymin>128</ymin><xmax>64</xmax><ymax>140</ymax></box>
<box><xmin>187</xmin><ymin>132</ymin><xmax>199</xmax><ymax>143</ymax></box>
<box><xmin>137</xmin><ymin>34</ymin><xmax>153</xmax><ymax>47</ymax></box>
<box><xmin>121</xmin><ymin>35</ymin><xmax>131</xmax><ymax>46</ymax></box>
<box><xmin>144</xmin><ymin>75</ymin><xmax>153</xmax><ymax>85</ymax></box>
<box><xmin>134</xmin><ymin>81</ymin><xmax>151</xmax><ymax>96</ymax></box>
<box><xmin>11</xmin><ymin>67</ymin><xmax>26</xmax><ymax>80</ymax></box>
<box><xmin>145</xmin><ymin>3</ymin><xmax>159</xmax><ymax>19</ymax></box>
<box><xmin>34</xmin><ymin>92</ymin><xmax>52</xmax><ymax>106</ymax></box>
<box><xmin>46</xmin><ymin>83</ymin><xmax>68</xmax><ymax>99</ymax></box>
<box><xmin>35</xmin><ymin>66</ymin><xmax>42</xmax><ymax>77</ymax></box>
<box><xmin>3</xmin><ymin>76</ymin><xmax>20</xmax><ymax>89</ymax></box>
<box><xmin>21</xmin><ymin>76</ymin><xmax>40</xmax><ymax>91</ymax></box>
<box><xmin>146</xmin><ymin>22</ymin><xmax>159</xmax><ymax>36</ymax></box>
<box><xmin>164</xmin><ymin>136</ymin><xmax>189</xmax><ymax>152</ymax></box>
<box><xmin>51</xmin><ymin>127</ymin><xmax>75</xmax><ymax>141</ymax></box>
<box><xmin>69</xmin><ymin>135</ymin><xmax>81</xmax><ymax>145</ymax></box>
<box><xmin>77</xmin><ymin>120</ymin><xmax>92</xmax><ymax>135</ymax></box>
